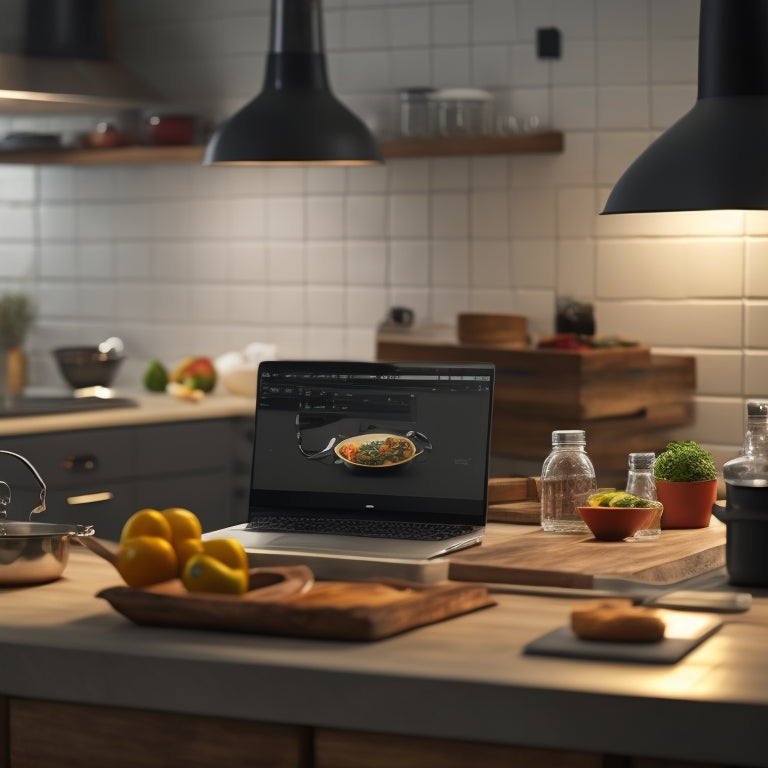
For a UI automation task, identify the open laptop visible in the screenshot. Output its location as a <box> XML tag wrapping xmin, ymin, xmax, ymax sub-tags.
<box><xmin>210</xmin><ymin>359</ymin><xmax>495</xmax><ymax>560</ymax></box>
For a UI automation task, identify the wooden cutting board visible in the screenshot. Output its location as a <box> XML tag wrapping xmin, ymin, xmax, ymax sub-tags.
<box><xmin>98</xmin><ymin>578</ymin><xmax>495</xmax><ymax>642</ymax></box>
<box><xmin>449</xmin><ymin>522</ymin><xmax>726</xmax><ymax>588</ymax></box>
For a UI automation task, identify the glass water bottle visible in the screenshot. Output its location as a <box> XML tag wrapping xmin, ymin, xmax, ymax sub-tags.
<box><xmin>723</xmin><ymin>401</ymin><xmax>768</xmax><ymax>488</ymax></box>
<box><xmin>541</xmin><ymin>430</ymin><xmax>596</xmax><ymax>533</ymax></box>
<box><xmin>626</xmin><ymin>452</ymin><xmax>660</xmax><ymax>538</ymax></box>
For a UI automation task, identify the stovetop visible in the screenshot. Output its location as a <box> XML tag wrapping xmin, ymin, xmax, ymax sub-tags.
<box><xmin>0</xmin><ymin>396</ymin><xmax>138</xmax><ymax>418</ymax></box>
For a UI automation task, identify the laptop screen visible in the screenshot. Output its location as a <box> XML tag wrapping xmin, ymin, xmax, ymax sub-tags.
<box><xmin>249</xmin><ymin>360</ymin><xmax>495</xmax><ymax>526</ymax></box>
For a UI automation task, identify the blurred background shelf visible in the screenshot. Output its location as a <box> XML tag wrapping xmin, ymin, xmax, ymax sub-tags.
<box><xmin>0</xmin><ymin>132</ymin><xmax>564</xmax><ymax>165</ymax></box>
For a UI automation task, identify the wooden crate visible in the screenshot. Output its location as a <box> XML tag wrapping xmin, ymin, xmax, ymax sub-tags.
<box><xmin>377</xmin><ymin>330</ymin><xmax>696</xmax><ymax>487</ymax></box>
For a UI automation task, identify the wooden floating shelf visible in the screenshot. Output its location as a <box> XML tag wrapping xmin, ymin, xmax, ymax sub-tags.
<box><xmin>0</xmin><ymin>132</ymin><xmax>564</xmax><ymax>166</ymax></box>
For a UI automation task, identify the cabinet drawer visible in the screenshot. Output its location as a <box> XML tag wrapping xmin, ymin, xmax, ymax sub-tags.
<box><xmin>133</xmin><ymin>421</ymin><xmax>234</xmax><ymax>475</ymax></box>
<box><xmin>44</xmin><ymin>483</ymin><xmax>137</xmax><ymax>541</ymax></box>
<box><xmin>0</xmin><ymin>430</ymin><xmax>134</xmax><ymax>488</ymax></box>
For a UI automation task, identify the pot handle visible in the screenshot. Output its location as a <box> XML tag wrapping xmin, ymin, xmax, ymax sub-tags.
<box><xmin>0</xmin><ymin>450</ymin><xmax>47</xmax><ymax>519</ymax></box>
<box><xmin>712</xmin><ymin>500</ymin><xmax>731</xmax><ymax>523</ymax></box>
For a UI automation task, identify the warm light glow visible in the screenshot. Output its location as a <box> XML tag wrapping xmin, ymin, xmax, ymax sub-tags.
<box><xmin>66</xmin><ymin>492</ymin><xmax>114</xmax><ymax>505</ymax></box>
<box><xmin>207</xmin><ymin>160</ymin><xmax>382</xmax><ymax>167</ymax></box>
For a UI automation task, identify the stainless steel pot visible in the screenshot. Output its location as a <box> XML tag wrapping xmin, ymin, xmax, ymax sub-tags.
<box><xmin>0</xmin><ymin>450</ymin><xmax>94</xmax><ymax>585</ymax></box>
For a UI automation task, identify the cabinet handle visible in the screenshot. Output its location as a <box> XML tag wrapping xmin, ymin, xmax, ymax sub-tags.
<box><xmin>66</xmin><ymin>491</ymin><xmax>114</xmax><ymax>505</ymax></box>
<box><xmin>62</xmin><ymin>454</ymin><xmax>99</xmax><ymax>472</ymax></box>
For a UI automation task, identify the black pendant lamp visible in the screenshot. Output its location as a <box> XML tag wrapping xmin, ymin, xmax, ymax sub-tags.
<box><xmin>602</xmin><ymin>0</ymin><xmax>768</xmax><ymax>214</ymax></box>
<box><xmin>204</xmin><ymin>0</ymin><xmax>382</xmax><ymax>166</ymax></box>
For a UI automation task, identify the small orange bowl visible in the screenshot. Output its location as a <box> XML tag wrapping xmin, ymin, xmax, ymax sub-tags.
<box><xmin>577</xmin><ymin>504</ymin><xmax>660</xmax><ymax>542</ymax></box>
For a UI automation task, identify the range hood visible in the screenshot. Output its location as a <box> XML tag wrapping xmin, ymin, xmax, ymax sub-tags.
<box><xmin>0</xmin><ymin>0</ymin><xmax>160</xmax><ymax>114</ymax></box>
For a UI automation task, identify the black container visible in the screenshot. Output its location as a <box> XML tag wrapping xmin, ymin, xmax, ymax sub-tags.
<box><xmin>712</xmin><ymin>483</ymin><xmax>768</xmax><ymax>586</ymax></box>
<box><xmin>53</xmin><ymin>347</ymin><xmax>123</xmax><ymax>389</ymax></box>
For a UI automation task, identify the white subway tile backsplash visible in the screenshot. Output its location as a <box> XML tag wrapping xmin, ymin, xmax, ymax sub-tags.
<box><xmin>0</xmin><ymin>243</ymin><xmax>34</xmax><ymax>278</ymax></box>
<box><xmin>346</xmin><ymin>240</ymin><xmax>387</xmax><ymax>285</ymax></box>
<box><xmin>307</xmin><ymin>285</ymin><xmax>346</xmax><ymax>326</ymax></box>
<box><xmin>431</xmin><ymin>239</ymin><xmax>470</xmax><ymax>287</ymax></box>
<box><xmin>39</xmin><ymin>204</ymin><xmax>76</xmax><ymax>241</ymax></box>
<box><xmin>650</xmin><ymin>0</ymin><xmax>699</xmax><ymax>39</ymax></box>
<box><xmin>696</xmin><ymin>351</ymin><xmax>744</xmax><ymax>396</ymax></box>
<box><xmin>470</xmin><ymin>240</ymin><xmax>510</xmax><ymax>287</ymax></box>
<box><xmin>746</xmin><ymin>303</ymin><xmax>768</xmax><ymax>348</ymax></box>
<box><xmin>345</xmin><ymin>285</ymin><xmax>388</xmax><ymax>327</ymax></box>
<box><xmin>40</xmin><ymin>243</ymin><xmax>76</xmax><ymax>278</ymax></box>
<box><xmin>746</xmin><ymin>239</ymin><xmax>768</xmax><ymax>298</ymax></box>
<box><xmin>597</xmin><ymin>41</ymin><xmax>649</xmax><ymax>85</ymax></box>
<box><xmin>389</xmin><ymin>160</ymin><xmax>430</xmax><ymax>193</ymax></box>
<box><xmin>266</xmin><ymin>197</ymin><xmax>305</xmax><ymax>240</ymax></box>
<box><xmin>431</xmin><ymin>193</ymin><xmax>469</xmax><ymax>238</ymax></box>
<box><xmin>472</xmin><ymin>0</ymin><xmax>516</xmax><ymax>44</ymax></box>
<box><xmin>651</xmin><ymin>39</ymin><xmax>697</xmax><ymax>83</ymax></box>
<box><xmin>511</xmin><ymin>240</ymin><xmax>556</xmax><ymax>288</ymax></box>
<box><xmin>508</xmin><ymin>187</ymin><xmax>556</xmax><ymax>238</ymax></box>
<box><xmin>390</xmin><ymin>194</ymin><xmax>430</xmax><ymax>237</ymax></box>
<box><xmin>345</xmin><ymin>195</ymin><xmax>388</xmax><ymax>238</ymax></box>
<box><xmin>557</xmin><ymin>239</ymin><xmax>596</xmax><ymax>300</ymax></box>
<box><xmin>597</xmin><ymin>0</ymin><xmax>649</xmax><ymax>40</ymax></box>
<box><xmin>389</xmin><ymin>240</ymin><xmax>430</xmax><ymax>286</ymax></box>
<box><xmin>268</xmin><ymin>242</ymin><xmax>306</xmax><ymax>284</ymax></box>
<box><xmin>551</xmin><ymin>87</ymin><xmax>597</xmax><ymax>131</ymax></box>
<box><xmin>433</xmin><ymin>3</ymin><xmax>470</xmax><ymax>46</ymax></box>
<box><xmin>471</xmin><ymin>191</ymin><xmax>509</xmax><ymax>238</ymax></box>
<box><xmin>306</xmin><ymin>242</ymin><xmax>345</xmax><ymax>284</ymax></box>
<box><xmin>745</xmin><ymin>352</ymin><xmax>768</xmax><ymax>397</ymax></box>
<box><xmin>307</xmin><ymin>196</ymin><xmax>346</xmax><ymax>240</ymax></box>
<box><xmin>228</xmin><ymin>242</ymin><xmax>268</xmax><ymax>282</ymax></box>
<box><xmin>0</xmin><ymin>167</ymin><xmax>35</xmax><ymax>202</ymax></box>
<box><xmin>598</xmin><ymin>86</ymin><xmax>650</xmax><ymax>129</ymax></box>
<box><xmin>431</xmin><ymin>46</ymin><xmax>471</xmax><ymax>86</ymax></box>
<box><xmin>552</xmin><ymin>41</ymin><xmax>596</xmax><ymax>88</ymax></box>
<box><xmin>267</xmin><ymin>286</ymin><xmax>306</xmax><ymax>325</ymax></box>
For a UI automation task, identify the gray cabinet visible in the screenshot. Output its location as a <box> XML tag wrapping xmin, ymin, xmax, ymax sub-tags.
<box><xmin>0</xmin><ymin>417</ymin><xmax>253</xmax><ymax>541</ymax></box>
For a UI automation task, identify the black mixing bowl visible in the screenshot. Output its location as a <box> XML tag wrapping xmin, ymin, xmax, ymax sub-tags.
<box><xmin>53</xmin><ymin>347</ymin><xmax>123</xmax><ymax>389</ymax></box>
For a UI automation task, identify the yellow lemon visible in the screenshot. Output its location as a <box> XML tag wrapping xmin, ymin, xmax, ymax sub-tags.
<box><xmin>182</xmin><ymin>553</ymin><xmax>248</xmax><ymax>595</ymax></box>
<box><xmin>175</xmin><ymin>537</ymin><xmax>205</xmax><ymax>571</ymax></box>
<box><xmin>120</xmin><ymin>509</ymin><xmax>172</xmax><ymax>544</ymax></box>
<box><xmin>201</xmin><ymin>538</ymin><xmax>249</xmax><ymax>573</ymax></box>
<box><xmin>161</xmin><ymin>507</ymin><xmax>203</xmax><ymax>544</ymax></box>
<box><xmin>117</xmin><ymin>536</ymin><xmax>178</xmax><ymax>588</ymax></box>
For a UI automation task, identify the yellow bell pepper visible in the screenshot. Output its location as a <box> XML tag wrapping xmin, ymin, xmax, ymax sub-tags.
<box><xmin>182</xmin><ymin>553</ymin><xmax>249</xmax><ymax>595</ymax></box>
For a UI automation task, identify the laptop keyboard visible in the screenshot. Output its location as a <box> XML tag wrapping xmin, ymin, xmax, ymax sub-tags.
<box><xmin>249</xmin><ymin>516</ymin><xmax>475</xmax><ymax>542</ymax></box>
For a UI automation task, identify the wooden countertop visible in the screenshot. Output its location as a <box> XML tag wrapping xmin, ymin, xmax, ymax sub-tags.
<box><xmin>2</xmin><ymin>545</ymin><xmax>768</xmax><ymax>766</ymax></box>
<box><xmin>0</xmin><ymin>391</ymin><xmax>255</xmax><ymax>435</ymax></box>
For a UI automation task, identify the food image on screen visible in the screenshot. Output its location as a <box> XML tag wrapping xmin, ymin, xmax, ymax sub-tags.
<box><xmin>335</xmin><ymin>434</ymin><xmax>417</xmax><ymax>468</ymax></box>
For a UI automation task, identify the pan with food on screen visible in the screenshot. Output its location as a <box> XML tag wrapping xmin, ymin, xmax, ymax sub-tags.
<box><xmin>334</xmin><ymin>434</ymin><xmax>420</xmax><ymax>469</ymax></box>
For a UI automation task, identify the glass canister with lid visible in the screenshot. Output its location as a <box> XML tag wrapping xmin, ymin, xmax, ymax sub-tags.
<box><xmin>429</xmin><ymin>88</ymin><xmax>494</xmax><ymax>137</ymax></box>
<box><xmin>398</xmin><ymin>87</ymin><xmax>437</xmax><ymax>138</ymax></box>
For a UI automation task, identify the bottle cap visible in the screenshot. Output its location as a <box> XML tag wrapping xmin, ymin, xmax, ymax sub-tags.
<box><xmin>628</xmin><ymin>452</ymin><xmax>655</xmax><ymax>470</ymax></box>
<box><xmin>552</xmin><ymin>429</ymin><xmax>586</xmax><ymax>445</ymax></box>
<box><xmin>747</xmin><ymin>401</ymin><xmax>768</xmax><ymax>418</ymax></box>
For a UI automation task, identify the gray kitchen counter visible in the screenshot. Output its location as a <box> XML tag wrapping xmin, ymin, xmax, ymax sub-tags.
<box><xmin>0</xmin><ymin>391</ymin><xmax>255</xmax><ymax>436</ymax></box>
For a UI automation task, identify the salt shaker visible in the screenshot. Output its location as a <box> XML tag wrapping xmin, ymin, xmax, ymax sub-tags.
<box><xmin>626</xmin><ymin>452</ymin><xmax>660</xmax><ymax>538</ymax></box>
<box><xmin>540</xmin><ymin>430</ymin><xmax>596</xmax><ymax>533</ymax></box>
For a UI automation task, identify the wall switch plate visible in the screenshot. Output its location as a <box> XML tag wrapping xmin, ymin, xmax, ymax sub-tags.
<box><xmin>537</xmin><ymin>27</ymin><xmax>561</xmax><ymax>59</ymax></box>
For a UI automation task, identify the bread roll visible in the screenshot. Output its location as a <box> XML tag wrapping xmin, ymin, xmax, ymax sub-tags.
<box><xmin>571</xmin><ymin>598</ymin><xmax>665</xmax><ymax>643</ymax></box>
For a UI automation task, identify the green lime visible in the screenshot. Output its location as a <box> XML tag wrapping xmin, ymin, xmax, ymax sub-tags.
<box><xmin>143</xmin><ymin>360</ymin><xmax>168</xmax><ymax>392</ymax></box>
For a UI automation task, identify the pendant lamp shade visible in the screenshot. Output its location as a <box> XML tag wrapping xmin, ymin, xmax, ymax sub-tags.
<box><xmin>602</xmin><ymin>0</ymin><xmax>768</xmax><ymax>214</ymax></box>
<box><xmin>204</xmin><ymin>0</ymin><xmax>382</xmax><ymax>166</ymax></box>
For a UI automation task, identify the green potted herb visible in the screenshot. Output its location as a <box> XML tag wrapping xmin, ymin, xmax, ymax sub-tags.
<box><xmin>653</xmin><ymin>440</ymin><xmax>718</xmax><ymax>528</ymax></box>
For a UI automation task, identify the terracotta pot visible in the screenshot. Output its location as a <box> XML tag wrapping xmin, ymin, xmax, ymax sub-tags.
<box><xmin>656</xmin><ymin>478</ymin><xmax>718</xmax><ymax>528</ymax></box>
